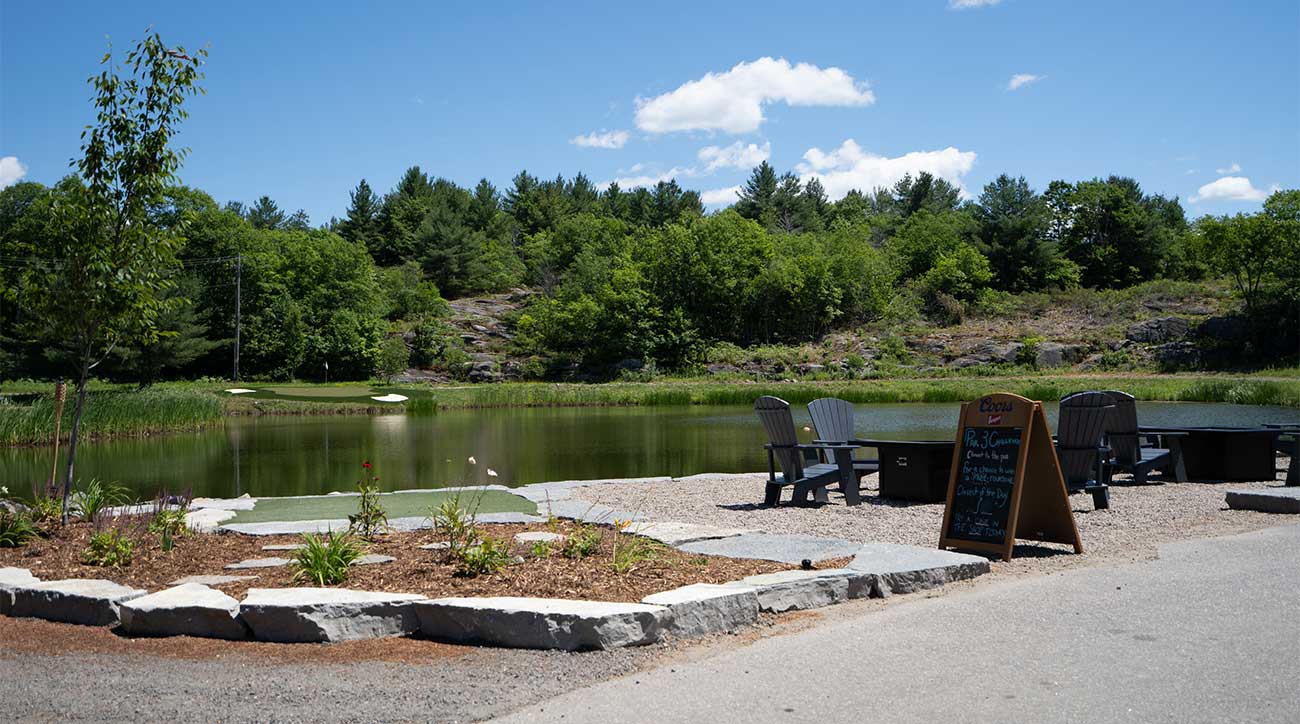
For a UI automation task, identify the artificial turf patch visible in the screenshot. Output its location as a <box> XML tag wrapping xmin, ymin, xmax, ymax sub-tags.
<box><xmin>230</xmin><ymin>489</ymin><xmax>537</xmax><ymax>524</ymax></box>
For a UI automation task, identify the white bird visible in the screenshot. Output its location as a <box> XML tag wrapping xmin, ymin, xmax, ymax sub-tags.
<box><xmin>487</xmin><ymin>469</ymin><xmax>498</xmax><ymax>477</ymax></box>
<box><xmin>467</xmin><ymin>456</ymin><xmax>477</xmax><ymax>465</ymax></box>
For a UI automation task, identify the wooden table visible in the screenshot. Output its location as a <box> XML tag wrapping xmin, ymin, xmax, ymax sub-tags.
<box><xmin>851</xmin><ymin>439</ymin><xmax>956</xmax><ymax>503</ymax></box>
<box><xmin>1141</xmin><ymin>426</ymin><xmax>1287</xmax><ymax>482</ymax></box>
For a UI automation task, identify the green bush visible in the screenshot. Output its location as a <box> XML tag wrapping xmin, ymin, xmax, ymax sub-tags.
<box><xmin>82</xmin><ymin>528</ymin><xmax>134</xmax><ymax>567</ymax></box>
<box><xmin>0</xmin><ymin>510</ymin><xmax>36</xmax><ymax>548</ymax></box>
<box><xmin>562</xmin><ymin>523</ymin><xmax>602</xmax><ymax>559</ymax></box>
<box><xmin>292</xmin><ymin>531</ymin><xmax>362</xmax><ymax>586</ymax></box>
<box><xmin>453</xmin><ymin>535</ymin><xmax>513</xmax><ymax>577</ymax></box>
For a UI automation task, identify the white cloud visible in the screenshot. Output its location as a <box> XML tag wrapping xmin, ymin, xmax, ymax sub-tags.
<box><xmin>634</xmin><ymin>57</ymin><xmax>874</xmax><ymax>134</ymax></box>
<box><xmin>612</xmin><ymin>166</ymin><xmax>696</xmax><ymax>190</ymax></box>
<box><xmin>1214</xmin><ymin>161</ymin><xmax>1241</xmax><ymax>175</ymax></box>
<box><xmin>570</xmin><ymin>130</ymin><xmax>629</xmax><ymax>149</ymax></box>
<box><xmin>1007</xmin><ymin>74</ymin><xmax>1045</xmax><ymax>91</ymax></box>
<box><xmin>1184</xmin><ymin>169</ymin><xmax>1198</xmax><ymax>175</ymax></box>
<box><xmin>796</xmin><ymin>140</ymin><xmax>978</xmax><ymax>200</ymax></box>
<box><xmin>697</xmin><ymin>141</ymin><xmax>771</xmax><ymax>172</ymax></box>
<box><xmin>1189</xmin><ymin>176</ymin><xmax>1275</xmax><ymax>203</ymax></box>
<box><xmin>950</xmin><ymin>0</ymin><xmax>1003</xmax><ymax>8</ymax></box>
<box><xmin>701</xmin><ymin>186</ymin><xmax>742</xmax><ymax>206</ymax></box>
<box><xmin>0</xmin><ymin>156</ymin><xmax>27</xmax><ymax>190</ymax></box>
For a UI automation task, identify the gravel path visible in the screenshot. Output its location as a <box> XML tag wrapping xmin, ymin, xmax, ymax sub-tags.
<box><xmin>575</xmin><ymin>461</ymin><xmax>1294</xmax><ymax>578</ymax></box>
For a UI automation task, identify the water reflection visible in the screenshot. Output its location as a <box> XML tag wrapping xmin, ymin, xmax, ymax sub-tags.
<box><xmin>1</xmin><ymin>401</ymin><xmax>1293</xmax><ymax>500</ymax></box>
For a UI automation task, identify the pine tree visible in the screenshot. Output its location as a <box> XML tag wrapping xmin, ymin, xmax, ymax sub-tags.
<box><xmin>247</xmin><ymin>195</ymin><xmax>287</xmax><ymax>230</ymax></box>
<box><xmin>735</xmin><ymin>161</ymin><xmax>778</xmax><ymax>225</ymax></box>
<box><xmin>339</xmin><ymin>179</ymin><xmax>383</xmax><ymax>254</ymax></box>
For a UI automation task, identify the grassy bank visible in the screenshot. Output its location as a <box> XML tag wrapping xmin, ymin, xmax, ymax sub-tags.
<box><xmin>0</xmin><ymin>388</ymin><xmax>224</xmax><ymax>446</ymax></box>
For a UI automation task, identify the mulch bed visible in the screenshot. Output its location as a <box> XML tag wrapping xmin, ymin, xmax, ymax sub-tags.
<box><xmin>0</xmin><ymin>519</ymin><xmax>791</xmax><ymax>602</ymax></box>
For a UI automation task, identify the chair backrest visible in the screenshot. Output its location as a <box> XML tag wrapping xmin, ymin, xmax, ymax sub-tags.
<box><xmin>1102</xmin><ymin>390</ymin><xmax>1141</xmax><ymax>465</ymax></box>
<box><xmin>808</xmin><ymin>397</ymin><xmax>856</xmax><ymax>443</ymax></box>
<box><xmin>755</xmin><ymin>396</ymin><xmax>804</xmax><ymax>482</ymax></box>
<box><xmin>1057</xmin><ymin>391</ymin><xmax>1114</xmax><ymax>488</ymax></box>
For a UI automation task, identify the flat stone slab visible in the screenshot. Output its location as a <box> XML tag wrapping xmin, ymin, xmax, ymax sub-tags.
<box><xmin>728</xmin><ymin>569</ymin><xmax>870</xmax><ymax>612</ymax></box>
<box><xmin>1226</xmin><ymin>488</ymin><xmax>1300</xmax><ymax>514</ymax></box>
<box><xmin>186</xmin><ymin>508</ymin><xmax>236</xmax><ymax>532</ymax></box>
<box><xmin>643</xmin><ymin>583</ymin><xmax>759</xmax><ymax>637</ymax></box>
<box><xmin>220</xmin><ymin>520</ymin><xmax>349</xmax><ymax>536</ymax></box>
<box><xmin>419</xmin><ymin>542</ymin><xmax>451</xmax><ymax>550</ymax></box>
<box><xmin>352</xmin><ymin>554</ymin><xmax>396</xmax><ymax>566</ymax></box>
<box><xmin>630</xmin><ymin>521</ymin><xmax>755</xmax><ymax>546</ymax></box>
<box><xmin>514</xmin><ymin>531</ymin><xmax>564</xmax><ymax>544</ymax></box>
<box><xmin>847</xmin><ymin>543</ymin><xmax>991</xmax><ymax>597</ymax></box>
<box><xmin>0</xmin><ymin>567</ymin><xmax>40</xmax><ymax>615</ymax></box>
<box><xmin>240</xmin><ymin>588</ymin><xmax>426</xmax><ymax>643</ymax></box>
<box><xmin>169</xmin><ymin>575</ymin><xmax>257</xmax><ymax>586</ymax></box>
<box><xmin>678</xmin><ymin>533</ymin><xmax>863</xmax><ymax>564</ymax></box>
<box><xmin>225</xmin><ymin>557</ymin><xmax>292</xmax><ymax>570</ymax></box>
<box><xmin>190</xmin><ymin>494</ymin><xmax>256</xmax><ymax>510</ymax></box>
<box><xmin>261</xmin><ymin>544</ymin><xmax>304</xmax><ymax>551</ymax></box>
<box><xmin>119</xmin><ymin>583</ymin><xmax>248</xmax><ymax>640</ymax></box>
<box><xmin>415</xmin><ymin>597</ymin><xmax>666</xmax><ymax>651</ymax></box>
<box><xmin>539</xmin><ymin>499</ymin><xmax>647</xmax><ymax>525</ymax></box>
<box><xmin>8</xmin><ymin>579</ymin><xmax>146</xmax><ymax>626</ymax></box>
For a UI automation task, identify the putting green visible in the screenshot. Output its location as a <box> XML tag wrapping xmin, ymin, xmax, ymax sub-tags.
<box><xmin>264</xmin><ymin>385</ymin><xmax>377</xmax><ymax>398</ymax></box>
<box><xmin>230</xmin><ymin>489</ymin><xmax>536</xmax><ymax>524</ymax></box>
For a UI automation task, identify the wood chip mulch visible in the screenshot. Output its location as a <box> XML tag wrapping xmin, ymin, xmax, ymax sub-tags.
<box><xmin>0</xmin><ymin>519</ymin><xmax>791</xmax><ymax>602</ymax></box>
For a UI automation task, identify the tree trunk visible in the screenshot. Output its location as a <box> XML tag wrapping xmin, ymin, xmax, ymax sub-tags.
<box><xmin>60</xmin><ymin>363</ymin><xmax>91</xmax><ymax>525</ymax></box>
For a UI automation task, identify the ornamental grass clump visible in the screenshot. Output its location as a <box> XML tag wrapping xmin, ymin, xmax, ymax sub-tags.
<box><xmin>72</xmin><ymin>478</ymin><xmax>132</xmax><ymax>522</ymax></box>
<box><xmin>0</xmin><ymin>510</ymin><xmax>37</xmax><ymax>548</ymax></box>
<box><xmin>347</xmin><ymin>460</ymin><xmax>389</xmax><ymax>540</ymax></box>
<box><xmin>610</xmin><ymin>519</ymin><xmax>659</xmax><ymax>575</ymax></box>
<box><xmin>292</xmin><ymin>531</ymin><xmax>362</xmax><ymax>586</ymax></box>
<box><xmin>148</xmin><ymin>489</ymin><xmax>192</xmax><ymax>552</ymax></box>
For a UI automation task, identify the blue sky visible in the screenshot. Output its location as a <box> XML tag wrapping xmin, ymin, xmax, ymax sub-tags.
<box><xmin>2</xmin><ymin>0</ymin><xmax>1296</xmax><ymax>224</ymax></box>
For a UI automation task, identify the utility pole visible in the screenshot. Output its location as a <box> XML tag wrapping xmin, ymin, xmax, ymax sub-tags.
<box><xmin>233</xmin><ymin>253</ymin><xmax>242</xmax><ymax>381</ymax></box>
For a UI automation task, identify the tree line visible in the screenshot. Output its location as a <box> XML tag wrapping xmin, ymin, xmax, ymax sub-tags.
<box><xmin>3</xmin><ymin>161</ymin><xmax>1297</xmax><ymax>383</ymax></box>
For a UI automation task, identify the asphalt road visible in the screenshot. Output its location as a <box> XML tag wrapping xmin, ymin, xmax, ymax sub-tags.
<box><xmin>497</xmin><ymin>523</ymin><xmax>1300</xmax><ymax>724</ymax></box>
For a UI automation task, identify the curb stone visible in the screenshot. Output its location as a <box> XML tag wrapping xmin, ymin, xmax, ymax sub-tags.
<box><xmin>642</xmin><ymin>583</ymin><xmax>759</xmax><ymax>636</ymax></box>
<box><xmin>727</xmin><ymin>569</ymin><xmax>871</xmax><ymax>612</ymax></box>
<box><xmin>8</xmin><ymin>579</ymin><xmax>146</xmax><ymax>626</ymax></box>
<box><xmin>0</xmin><ymin>567</ymin><xmax>39</xmax><ymax>616</ymax></box>
<box><xmin>415</xmin><ymin>597</ymin><xmax>667</xmax><ymax>651</ymax></box>
<box><xmin>1225</xmin><ymin>488</ymin><xmax>1300</xmax><ymax>514</ymax></box>
<box><xmin>239</xmin><ymin>588</ymin><xmax>425</xmax><ymax>643</ymax></box>
<box><xmin>847</xmin><ymin>543</ymin><xmax>992</xmax><ymax>597</ymax></box>
<box><xmin>119</xmin><ymin>583</ymin><xmax>249</xmax><ymax>640</ymax></box>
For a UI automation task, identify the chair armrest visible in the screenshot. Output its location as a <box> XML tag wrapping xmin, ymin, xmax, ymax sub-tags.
<box><xmin>798</xmin><ymin>442</ymin><xmax>860</xmax><ymax>451</ymax></box>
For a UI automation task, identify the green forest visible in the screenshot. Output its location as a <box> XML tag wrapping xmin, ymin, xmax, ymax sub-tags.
<box><xmin>3</xmin><ymin>161</ymin><xmax>1298</xmax><ymax>384</ymax></box>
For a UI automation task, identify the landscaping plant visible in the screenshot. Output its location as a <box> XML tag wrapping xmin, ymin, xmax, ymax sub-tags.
<box><xmin>561</xmin><ymin>522</ymin><xmax>602</xmax><ymax>559</ymax></box>
<box><xmin>347</xmin><ymin>460</ymin><xmax>389</xmax><ymax>539</ymax></box>
<box><xmin>452</xmin><ymin>535</ymin><xmax>513</xmax><ymax>577</ymax></box>
<box><xmin>148</xmin><ymin>489</ymin><xmax>192</xmax><ymax>552</ymax></box>
<box><xmin>292</xmin><ymin>531</ymin><xmax>362</xmax><ymax>586</ymax></box>
<box><xmin>528</xmin><ymin>540</ymin><xmax>553</xmax><ymax>558</ymax></box>
<box><xmin>81</xmin><ymin>517</ymin><xmax>136</xmax><ymax>567</ymax></box>
<box><xmin>610</xmin><ymin>519</ymin><xmax>659</xmax><ymax>575</ymax></box>
<box><xmin>0</xmin><ymin>510</ymin><xmax>37</xmax><ymax>548</ymax></box>
<box><xmin>72</xmin><ymin>478</ymin><xmax>131</xmax><ymax>522</ymax></box>
<box><xmin>430</xmin><ymin>490</ymin><xmax>482</xmax><ymax>561</ymax></box>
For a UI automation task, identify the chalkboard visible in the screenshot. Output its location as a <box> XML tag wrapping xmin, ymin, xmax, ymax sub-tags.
<box><xmin>945</xmin><ymin>426</ymin><xmax>1023</xmax><ymax>544</ymax></box>
<box><xmin>938</xmin><ymin>393</ymin><xmax>1083</xmax><ymax>561</ymax></box>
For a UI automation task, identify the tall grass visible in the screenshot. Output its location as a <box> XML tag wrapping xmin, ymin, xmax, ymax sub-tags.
<box><xmin>0</xmin><ymin>388</ymin><xmax>224</xmax><ymax>446</ymax></box>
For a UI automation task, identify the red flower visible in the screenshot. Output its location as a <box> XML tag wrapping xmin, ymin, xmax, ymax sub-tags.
<box><xmin>362</xmin><ymin>460</ymin><xmax>372</xmax><ymax>469</ymax></box>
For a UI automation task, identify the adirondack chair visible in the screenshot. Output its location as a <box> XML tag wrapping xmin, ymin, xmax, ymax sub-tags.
<box><xmin>1056</xmin><ymin>391</ymin><xmax>1114</xmax><ymax>509</ymax></box>
<box><xmin>807</xmin><ymin>398</ymin><xmax>881</xmax><ymax>483</ymax></box>
<box><xmin>1102</xmin><ymin>390</ymin><xmax>1188</xmax><ymax>485</ymax></box>
<box><xmin>755</xmin><ymin>396</ymin><xmax>860</xmax><ymax>506</ymax></box>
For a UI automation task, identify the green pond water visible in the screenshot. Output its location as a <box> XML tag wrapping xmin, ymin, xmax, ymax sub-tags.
<box><xmin>2</xmin><ymin>402</ymin><xmax>1295</xmax><ymax>500</ymax></box>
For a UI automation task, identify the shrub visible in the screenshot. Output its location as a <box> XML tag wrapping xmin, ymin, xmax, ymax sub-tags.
<box><xmin>82</xmin><ymin>528</ymin><xmax>134</xmax><ymax>567</ymax></box>
<box><xmin>27</xmin><ymin>485</ymin><xmax>62</xmax><ymax>524</ymax></box>
<box><xmin>348</xmin><ymin>461</ymin><xmax>389</xmax><ymax>539</ymax></box>
<box><xmin>148</xmin><ymin>489</ymin><xmax>192</xmax><ymax>544</ymax></box>
<box><xmin>73</xmin><ymin>479</ymin><xmax>132</xmax><ymax>522</ymax></box>
<box><xmin>562</xmin><ymin>523</ymin><xmax>602</xmax><ymax>559</ymax></box>
<box><xmin>453</xmin><ymin>535</ymin><xmax>513</xmax><ymax>577</ymax></box>
<box><xmin>0</xmin><ymin>510</ymin><xmax>36</xmax><ymax>548</ymax></box>
<box><xmin>292</xmin><ymin>531</ymin><xmax>362</xmax><ymax>586</ymax></box>
<box><xmin>528</xmin><ymin>539</ymin><xmax>553</xmax><ymax>558</ymax></box>
<box><xmin>429</xmin><ymin>491</ymin><xmax>481</xmax><ymax>560</ymax></box>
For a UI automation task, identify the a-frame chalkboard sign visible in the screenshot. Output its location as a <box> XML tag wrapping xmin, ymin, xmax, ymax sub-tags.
<box><xmin>938</xmin><ymin>392</ymin><xmax>1083</xmax><ymax>561</ymax></box>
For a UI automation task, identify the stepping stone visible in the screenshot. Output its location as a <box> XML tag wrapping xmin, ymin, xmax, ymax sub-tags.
<box><xmin>414</xmin><ymin>597</ymin><xmax>667</xmax><ymax>651</ymax></box>
<box><xmin>847</xmin><ymin>543</ymin><xmax>991</xmax><ymax>597</ymax></box>
<box><xmin>726</xmin><ymin>569</ymin><xmax>870</xmax><ymax>613</ymax></box>
<box><xmin>168</xmin><ymin>575</ymin><xmax>257</xmax><ymax>586</ymax></box>
<box><xmin>0</xmin><ymin>567</ymin><xmax>40</xmax><ymax>616</ymax></box>
<box><xmin>239</xmin><ymin>588</ymin><xmax>425</xmax><ymax>643</ymax></box>
<box><xmin>643</xmin><ymin>583</ymin><xmax>759</xmax><ymax>637</ymax></box>
<box><xmin>261</xmin><ymin>544</ymin><xmax>304</xmax><ymax>551</ymax></box>
<box><xmin>538</xmin><ymin>499</ymin><xmax>647</xmax><ymax>525</ymax></box>
<box><xmin>1225</xmin><ymin>488</ymin><xmax>1300</xmax><ymax>514</ymax></box>
<box><xmin>630</xmin><ymin>521</ymin><xmax>754</xmax><ymax>546</ymax></box>
<box><xmin>225</xmin><ymin>557</ymin><xmax>292</xmax><ymax>570</ymax></box>
<box><xmin>186</xmin><ymin>508</ymin><xmax>236</xmax><ymax>533</ymax></box>
<box><xmin>678</xmin><ymin>533</ymin><xmax>863</xmax><ymax>565</ymax></box>
<box><xmin>514</xmin><ymin>531</ymin><xmax>564</xmax><ymax>545</ymax></box>
<box><xmin>419</xmin><ymin>542</ymin><xmax>451</xmax><ymax>550</ymax></box>
<box><xmin>7</xmin><ymin>579</ymin><xmax>146</xmax><ymax>626</ymax></box>
<box><xmin>119</xmin><ymin>583</ymin><xmax>248</xmax><ymax>640</ymax></box>
<box><xmin>351</xmin><ymin>554</ymin><xmax>396</xmax><ymax>566</ymax></box>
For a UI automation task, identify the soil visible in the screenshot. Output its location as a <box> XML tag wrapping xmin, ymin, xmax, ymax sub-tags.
<box><xmin>0</xmin><ymin>519</ymin><xmax>789</xmax><ymax>602</ymax></box>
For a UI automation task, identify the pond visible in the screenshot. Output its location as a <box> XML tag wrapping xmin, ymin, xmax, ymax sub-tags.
<box><xmin>1</xmin><ymin>402</ymin><xmax>1295</xmax><ymax>500</ymax></box>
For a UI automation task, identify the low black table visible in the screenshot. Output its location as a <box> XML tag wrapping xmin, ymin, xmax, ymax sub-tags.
<box><xmin>851</xmin><ymin>439</ymin><xmax>956</xmax><ymax>503</ymax></box>
<box><xmin>1140</xmin><ymin>426</ymin><xmax>1284</xmax><ymax>482</ymax></box>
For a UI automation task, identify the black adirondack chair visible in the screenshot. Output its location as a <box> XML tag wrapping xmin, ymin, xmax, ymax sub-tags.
<box><xmin>807</xmin><ymin>397</ymin><xmax>881</xmax><ymax>481</ymax></box>
<box><xmin>755</xmin><ymin>396</ymin><xmax>860</xmax><ymax>506</ymax></box>
<box><xmin>1056</xmin><ymin>391</ymin><xmax>1114</xmax><ymax>509</ymax></box>
<box><xmin>1103</xmin><ymin>390</ymin><xmax>1188</xmax><ymax>485</ymax></box>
